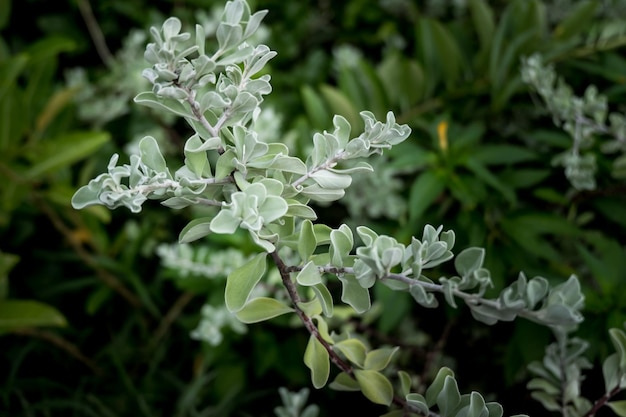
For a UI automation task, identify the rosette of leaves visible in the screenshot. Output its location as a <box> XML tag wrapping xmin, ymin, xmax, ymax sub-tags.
<box><xmin>521</xmin><ymin>53</ymin><xmax>626</xmax><ymax>190</ymax></box>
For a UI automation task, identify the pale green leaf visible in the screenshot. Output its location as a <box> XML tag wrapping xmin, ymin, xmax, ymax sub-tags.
<box><xmin>364</xmin><ymin>346</ymin><xmax>399</xmax><ymax>371</ymax></box>
<box><xmin>209</xmin><ymin>210</ymin><xmax>240</xmax><ymax>235</ymax></box>
<box><xmin>134</xmin><ymin>91</ymin><xmax>193</xmax><ymax>118</ymax></box>
<box><xmin>406</xmin><ymin>393</ymin><xmax>430</xmax><ymax>415</ymax></box>
<box><xmin>296</xmin><ymin>261</ymin><xmax>322</xmax><ymax>286</ymax></box>
<box><xmin>603</xmin><ymin>354</ymin><xmax>622</xmax><ymax>393</ymax></box>
<box><xmin>309</xmin><ymin>170</ymin><xmax>352</xmax><ymax>189</ymax></box>
<box><xmin>610</xmin><ymin>327</ymin><xmax>626</xmax><ymax>370</ymax></box>
<box><xmin>338</xmin><ymin>274</ymin><xmax>371</xmax><ymax>314</ymax></box>
<box><xmin>329</xmin><ymin>371</ymin><xmax>360</xmax><ymax>391</ymax></box>
<box><xmin>225</xmin><ymin>253</ymin><xmax>267</xmax><ymax>313</ymax></box>
<box><xmin>398</xmin><ymin>371</ymin><xmax>412</xmax><ymax>398</ymax></box>
<box><xmin>311</xmin><ymin>283</ymin><xmax>333</xmax><ymax>317</ymax></box>
<box><xmin>436</xmin><ymin>375</ymin><xmax>461</xmax><ymax>416</ymax></box>
<box><xmin>235</xmin><ymin>297</ymin><xmax>294</xmax><ymax>323</ymax></box>
<box><xmin>334</xmin><ymin>338</ymin><xmax>367</xmax><ymax>368</ymax></box>
<box><xmin>354</xmin><ymin>369</ymin><xmax>394</xmax><ymax>406</ymax></box>
<box><xmin>455</xmin><ymin>247</ymin><xmax>485</xmax><ymax>278</ymax></box>
<box><xmin>304</xmin><ymin>335</ymin><xmax>330</xmax><ymax>389</ymax></box>
<box><xmin>297</xmin><ymin>299</ymin><xmax>323</xmax><ymax>317</ymax></box>
<box><xmin>286</xmin><ymin>202</ymin><xmax>318</xmax><ymax>220</ymax></box>
<box><xmin>300</xmin><ymin>184</ymin><xmax>345</xmax><ymax>202</ymax></box>
<box><xmin>179</xmin><ymin>217</ymin><xmax>213</xmax><ymax>244</ymax></box>
<box><xmin>139</xmin><ymin>135</ymin><xmax>168</xmax><ymax>173</ymax></box>
<box><xmin>298</xmin><ymin>220</ymin><xmax>317</xmax><ymax>262</ymax></box>
<box><xmin>426</xmin><ymin>367</ymin><xmax>455</xmax><ymax>407</ymax></box>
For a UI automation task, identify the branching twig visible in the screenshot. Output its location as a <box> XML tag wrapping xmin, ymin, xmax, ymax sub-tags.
<box><xmin>35</xmin><ymin>196</ymin><xmax>144</xmax><ymax>310</ymax></box>
<box><xmin>11</xmin><ymin>327</ymin><xmax>102</xmax><ymax>375</ymax></box>
<box><xmin>76</xmin><ymin>0</ymin><xmax>114</xmax><ymax>68</ymax></box>
<box><xmin>147</xmin><ymin>290</ymin><xmax>195</xmax><ymax>351</ymax></box>
<box><xmin>270</xmin><ymin>251</ymin><xmax>353</xmax><ymax>376</ymax></box>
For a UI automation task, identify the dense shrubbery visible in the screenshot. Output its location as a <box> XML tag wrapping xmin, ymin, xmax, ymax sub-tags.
<box><xmin>2</xmin><ymin>0</ymin><xmax>626</xmax><ymax>416</ymax></box>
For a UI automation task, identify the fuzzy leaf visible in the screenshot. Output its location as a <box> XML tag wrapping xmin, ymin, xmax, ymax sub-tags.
<box><xmin>455</xmin><ymin>247</ymin><xmax>485</xmax><ymax>278</ymax></box>
<box><xmin>334</xmin><ymin>338</ymin><xmax>367</xmax><ymax>368</ymax></box>
<box><xmin>436</xmin><ymin>375</ymin><xmax>461</xmax><ymax>416</ymax></box>
<box><xmin>311</xmin><ymin>283</ymin><xmax>333</xmax><ymax>317</ymax></box>
<box><xmin>134</xmin><ymin>91</ymin><xmax>193</xmax><ymax>118</ymax></box>
<box><xmin>426</xmin><ymin>367</ymin><xmax>455</xmax><ymax>407</ymax></box>
<box><xmin>364</xmin><ymin>347</ymin><xmax>398</xmax><ymax>371</ymax></box>
<box><xmin>296</xmin><ymin>261</ymin><xmax>322</xmax><ymax>286</ymax></box>
<box><xmin>406</xmin><ymin>393</ymin><xmax>431</xmax><ymax>415</ymax></box>
<box><xmin>329</xmin><ymin>372</ymin><xmax>360</xmax><ymax>391</ymax></box>
<box><xmin>610</xmin><ymin>327</ymin><xmax>626</xmax><ymax>370</ymax></box>
<box><xmin>235</xmin><ymin>297</ymin><xmax>294</xmax><ymax>323</ymax></box>
<box><xmin>179</xmin><ymin>217</ymin><xmax>214</xmax><ymax>243</ymax></box>
<box><xmin>304</xmin><ymin>335</ymin><xmax>330</xmax><ymax>389</ymax></box>
<box><xmin>298</xmin><ymin>220</ymin><xmax>317</xmax><ymax>262</ymax></box>
<box><xmin>225</xmin><ymin>253</ymin><xmax>267</xmax><ymax>313</ymax></box>
<box><xmin>338</xmin><ymin>274</ymin><xmax>371</xmax><ymax>313</ymax></box>
<box><xmin>354</xmin><ymin>369</ymin><xmax>393</xmax><ymax>406</ymax></box>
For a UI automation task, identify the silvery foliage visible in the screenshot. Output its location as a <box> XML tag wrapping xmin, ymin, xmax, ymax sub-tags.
<box><xmin>274</xmin><ymin>387</ymin><xmax>319</xmax><ymax>417</ymax></box>
<box><xmin>526</xmin><ymin>324</ymin><xmax>626</xmax><ymax>417</ymax></box>
<box><xmin>156</xmin><ymin>244</ymin><xmax>250</xmax><ymax>278</ymax></box>
<box><xmin>190</xmin><ymin>303</ymin><xmax>247</xmax><ymax>346</ymax></box>
<box><xmin>521</xmin><ymin>54</ymin><xmax>626</xmax><ymax>190</ymax></box>
<box><xmin>71</xmin><ymin>0</ymin><xmax>411</xmax><ymax>252</ymax></box>
<box><xmin>70</xmin><ymin>1</ymin><xmax>604</xmax><ymax>416</ymax></box>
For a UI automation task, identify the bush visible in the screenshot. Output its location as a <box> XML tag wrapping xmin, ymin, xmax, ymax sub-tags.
<box><xmin>2</xmin><ymin>0</ymin><xmax>626</xmax><ymax>416</ymax></box>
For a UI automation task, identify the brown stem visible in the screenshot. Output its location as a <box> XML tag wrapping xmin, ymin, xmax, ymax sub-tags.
<box><xmin>269</xmin><ymin>251</ymin><xmax>353</xmax><ymax>376</ymax></box>
<box><xmin>11</xmin><ymin>327</ymin><xmax>102</xmax><ymax>375</ymax></box>
<box><xmin>147</xmin><ymin>291</ymin><xmax>195</xmax><ymax>351</ymax></box>
<box><xmin>274</xmin><ymin>253</ymin><xmax>444</xmax><ymax>416</ymax></box>
<box><xmin>35</xmin><ymin>197</ymin><xmax>144</xmax><ymax>309</ymax></box>
<box><xmin>76</xmin><ymin>0</ymin><xmax>114</xmax><ymax>68</ymax></box>
<box><xmin>583</xmin><ymin>384</ymin><xmax>623</xmax><ymax>417</ymax></box>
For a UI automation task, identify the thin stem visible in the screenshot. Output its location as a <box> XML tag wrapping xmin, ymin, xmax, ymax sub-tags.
<box><xmin>291</xmin><ymin>151</ymin><xmax>348</xmax><ymax>189</ymax></box>
<box><xmin>186</xmin><ymin>89</ymin><xmax>220</xmax><ymax>142</ymax></box>
<box><xmin>270</xmin><ymin>251</ymin><xmax>353</xmax><ymax>376</ymax></box>
<box><xmin>279</xmin><ymin>259</ymin><xmax>442</xmax><ymax>417</ymax></box>
<box><xmin>76</xmin><ymin>0</ymin><xmax>114</xmax><ymax>68</ymax></box>
<box><xmin>11</xmin><ymin>327</ymin><xmax>102</xmax><ymax>375</ymax></box>
<box><xmin>583</xmin><ymin>384</ymin><xmax>623</xmax><ymax>417</ymax></box>
<box><xmin>35</xmin><ymin>196</ymin><xmax>144</xmax><ymax>309</ymax></box>
<box><xmin>147</xmin><ymin>291</ymin><xmax>195</xmax><ymax>352</ymax></box>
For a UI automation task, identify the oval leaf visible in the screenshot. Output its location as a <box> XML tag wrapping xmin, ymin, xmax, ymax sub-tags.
<box><xmin>304</xmin><ymin>335</ymin><xmax>330</xmax><ymax>389</ymax></box>
<box><xmin>225</xmin><ymin>253</ymin><xmax>267</xmax><ymax>313</ymax></box>
<box><xmin>235</xmin><ymin>297</ymin><xmax>294</xmax><ymax>323</ymax></box>
<box><xmin>0</xmin><ymin>300</ymin><xmax>67</xmax><ymax>330</ymax></box>
<box><xmin>179</xmin><ymin>217</ymin><xmax>214</xmax><ymax>244</ymax></box>
<box><xmin>354</xmin><ymin>369</ymin><xmax>394</xmax><ymax>406</ymax></box>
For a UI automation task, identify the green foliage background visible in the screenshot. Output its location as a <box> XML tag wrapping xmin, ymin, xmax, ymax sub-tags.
<box><xmin>1</xmin><ymin>0</ymin><xmax>626</xmax><ymax>416</ymax></box>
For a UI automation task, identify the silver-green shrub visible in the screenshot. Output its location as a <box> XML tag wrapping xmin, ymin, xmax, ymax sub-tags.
<box><xmin>71</xmin><ymin>1</ymin><xmax>626</xmax><ymax>416</ymax></box>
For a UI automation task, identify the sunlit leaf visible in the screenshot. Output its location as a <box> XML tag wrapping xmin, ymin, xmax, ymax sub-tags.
<box><xmin>225</xmin><ymin>253</ymin><xmax>267</xmax><ymax>313</ymax></box>
<box><xmin>354</xmin><ymin>369</ymin><xmax>393</xmax><ymax>406</ymax></box>
<box><xmin>235</xmin><ymin>297</ymin><xmax>294</xmax><ymax>323</ymax></box>
<box><xmin>304</xmin><ymin>335</ymin><xmax>330</xmax><ymax>389</ymax></box>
